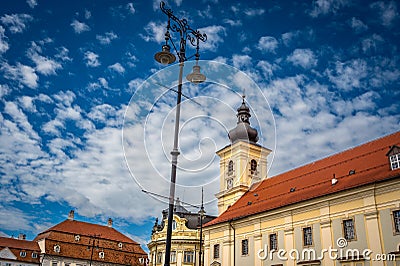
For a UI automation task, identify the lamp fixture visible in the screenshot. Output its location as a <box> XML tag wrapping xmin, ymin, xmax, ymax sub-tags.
<box><xmin>154</xmin><ymin>44</ymin><xmax>176</xmax><ymax>65</ymax></box>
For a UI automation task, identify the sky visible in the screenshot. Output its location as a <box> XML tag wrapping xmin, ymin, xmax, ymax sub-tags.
<box><xmin>0</xmin><ymin>0</ymin><xmax>399</xmax><ymax>251</ymax></box>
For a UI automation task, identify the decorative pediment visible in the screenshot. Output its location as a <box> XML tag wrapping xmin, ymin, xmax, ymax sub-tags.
<box><xmin>211</xmin><ymin>261</ymin><xmax>221</xmax><ymax>266</ymax></box>
<box><xmin>0</xmin><ymin>247</ymin><xmax>17</xmax><ymax>260</ymax></box>
<box><xmin>386</xmin><ymin>145</ymin><xmax>400</xmax><ymax>156</ymax></box>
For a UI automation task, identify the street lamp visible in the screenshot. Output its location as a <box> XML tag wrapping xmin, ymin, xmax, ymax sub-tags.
<box><xmin>198</xmin><ymin>188</ymin><xmax>206</xmax><ymax>266</ymax></box>
<box><xmin>154</xmin><ymin>2</ymin><xmax>207</xmax><ymax>266</ymax></box>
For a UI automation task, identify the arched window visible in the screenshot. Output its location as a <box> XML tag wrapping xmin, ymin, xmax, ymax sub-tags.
<box><xmin>250</xmin><ymin>159</ymin><xmax>257</xmax><ymax>174</ymax></box>
<box><xmin>228</xmin><ymin>160</ymin><xmax>234</xmax><ymax>176</ymax></box>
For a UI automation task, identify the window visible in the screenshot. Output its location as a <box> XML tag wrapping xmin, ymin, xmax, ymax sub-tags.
<box><xmin>98</xmin><ymin>251</ymin><xmax>105</xmax><ymax>259</ymax></box>
<box><xmin>31</xmin><ymin>253</ymin><xmax>38</xmax><ymax>258</ymax></box>
<box><xmin>118</xmin><ymin>242</ymin><xmax>123</xmax><ymax>249</ymax></box>
<box><xmin>172</xmin><ymin>219</ymin><xmax>177</xmax><ymax>231</ymax></box>
<box><xmin>170</xmin><ymin>251</ymin><xmax>176</xmax><ymax>263</ymax></box>
<box><xmin>228</xmin><ymin>160</ymin><xmax>234</xmax><ymax>176</ymax></box>
<box><xmin>52</xmin><ymin>262</ymin><xmax>58</xmax><ymax>266</ymax></box>
<box><xmin>20</xmin><ymin>251</ymin><xmax>26</xmax><ymax>257</ymax></box>
<box><xmin>269</xmin><ymin>233</ymin><xmax>277</xmax><ymax>251</ymax></box>
<box><xmin>390</xmin><ymin>154</ymin><xmax>400</xmax><ymax>170</ymax></box>
<box><xmin>53</xmin><ymin>245</ymin><xmax>60</xmax><ymax>253</ymax></box>
<box><xmin>250</xmin><ymin>159</ymin><xmax>257</xmax><ymax>174</ymax></box>
<box><xmin>157</xmin><ymin>252</ymin><xmax>162</xmax><ymax>264</ymax></box>
<box><xmin>6</xmin><ymin>263</ymin><xmax>12</xmax><ymax>266</ymax></box>
<box><xmin>393</xmin><ymin>210</ymin><xmax>400</xmax><ymax>234</ymax></box>
<box><xmin>343</xmin><ymin>219</ymin><xmax>356</xmax><ymax>240</ymax></box>
<box><xmin>75</xmin><ymin>235</ymin><xmax>80</xmax><ymax>241</ymax></box>
<box><xmin>226</xmin><ymin>178</ymin><xmax>233</xmax><ymax>189</ymax></box>
<box><xmin>303</xmin><ymin>227</ymin><xmax>313</xmax><ymax>246</ymax></box>
<box><xmin>213</xmin><ymin>244</ymin><xmax>220</xmax><ymax>259</ymax></box>
<box><xmin>241</xmin><ymin>239</ymin><xmax>249</xmax><ymax>255</ymax></box>
<box><xmin>183</xmin><ymin>251</ymin><xmax>194</xmax><ymax>263</ymax></box>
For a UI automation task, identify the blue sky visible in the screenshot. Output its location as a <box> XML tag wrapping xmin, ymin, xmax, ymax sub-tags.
<box><xmin>0</xmin><ymin>0</ymin><xmax>399</xmax><ymax>251</ymax></box>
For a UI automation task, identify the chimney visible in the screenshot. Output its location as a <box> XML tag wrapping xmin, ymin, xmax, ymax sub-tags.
<box><xmin>107</xmin><ymin>218</ymin><xmax>113</xmax><ymax>227</ymax></box>
<box><xmin>18</xmin><ymin>233</ymin><xmax>26</xmax><ymax>240</ymax></box>
<box><xmin>68</xmin><ymin>210</ymin><xmax>74</xmax><ymax>220</ymax></box>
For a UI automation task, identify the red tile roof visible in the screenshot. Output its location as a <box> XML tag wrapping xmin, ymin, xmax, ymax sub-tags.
<box><xmin>0</xmin><ymin>237</ymin><xmax>41</xmax><ymax>264</ymax></box>
<box><xmin>35</xmin><ymin>219</ymin><xmax>136</xmax><ymax>244</ymax></box>
<box><xmin>205</xmin><ymin>131</ymin><xmax>400</xmax><ymax>227</ymax></box>
<box><xmin>0</xmin><ymin>237</ymin><xmax>40</xmax><ymax>251</ymax></box>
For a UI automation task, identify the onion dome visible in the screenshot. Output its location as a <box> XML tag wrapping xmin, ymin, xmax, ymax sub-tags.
<box><xmin>228</xmin><ymin>96</ymin><xmax>259</xmax><ymax>144</ymax></box>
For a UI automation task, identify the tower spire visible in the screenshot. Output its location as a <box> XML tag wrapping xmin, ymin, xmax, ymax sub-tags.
<box><xmin>228</xmin><ymin>96</ymin><xmax>259</xmax><ymax>143</ymax></box>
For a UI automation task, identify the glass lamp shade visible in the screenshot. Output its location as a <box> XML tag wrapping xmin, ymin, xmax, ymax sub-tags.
<box><xmin>186</xmin><ymin>65</ymin><xmax>206</xmax><ymax>84</ymax></box>
<box><xmin>154</xmin><ymin>44</ymin><xmax>176</xmax><ymax>65</ymax></box>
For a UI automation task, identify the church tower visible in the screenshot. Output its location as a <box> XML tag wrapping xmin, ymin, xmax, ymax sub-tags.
<box><xmin>215</xmin><ymin>96</ymin><xmax>271</xmax><ymax>215</ymax></box>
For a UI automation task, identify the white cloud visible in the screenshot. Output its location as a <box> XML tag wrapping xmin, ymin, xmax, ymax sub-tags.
<box><xmin>349</xmin><ymin>17</ymin><xmax>368</xmax><ymax>33</ymax></box>
<box><xmin>140</xmin><ymin>21</ymin><xmax>166</xmax><ymax>43</ymax></box>
<box><xmin>84</xmin><ymin>9</ymin><xmax>91</xmax><ymax>19</ymax></box>
<box><xmin>84</xmin><ymin>51</ymin><xmax>100</xmax><ymax>67</ymax></box>
<box><xmin>256</xmin><ymin>36</ymin><xmax>278</xmax><ymax>53</ymax></box>
<box><xmin>108</xmin><ymin>62</ymin><xmax>125</xmax><ymax>74</ymax></box>
<box><xmin>127</xmin><ymin>3</ymin><xmax>135</xmax><ymax>14</ymax></box>
<box><xmin>26</xmin><ymin>0</ymin><xmax>37</xmax><ymax>8</ymax></box>
<box><xmin>27</xmin><ymin>42</ymin><xmax>62</xmax><ymax>75</ymax></box>
<box><xmin>0</xmin><ymin>14</ymin><xmax>33</xmax><ymax>34</ymax></box>
<box><xmin>70</xmin><ymin>19</ymin><xmax>90</xmax><ymax>34</ymax></box>
<box><xmin>326</xmin><ymin>59</ymin><xmax>368</xmax><ymax>91</ymax></box>
<box><xmin>232</xmin><ymin>54</ymin><xmax>252</xmax><ymax>70</ymax></box>
<box><xmin>370</xmin><ymin>1</ymin><xmax>398</xmax><ymax>27</ymax></box>
<box><xmin>223</xmin><ymin>19</ymin><xmax>242</xmax><ymax>27</ymax></box>
<box><xmin>0</xmin><ymin>26</ymin><xmax>9</xmax><ymax>54</ymax></box>
<box><xmin>1</xmin><ymin>62</ymin><xmax>39</xmax><ymax>89</ymax></box>
<box><xmin>244</xmin><ymin>8</ymin><xmax>265</xmax><ymax>16</ymax></box>
<box><xmin>96</xmin><ymin>31</ymin><xmax>118</xmax><ymax>45</ymax></box>
<box><xmin>361</xmin><ymin>34</ymin><xmax>384</xmax><ymax>53</ymax></box>
<box><xmin>287</xmin><ymin>49</ymin><xmax>318</xmax><ymax>69</ymax></box>
<box><xmin>310</xmin><ymin>0</ymin><xmax>350</xmax><ymax>17</ymax></box>
<box><xmin>198</xmin><ymin>25</ymin><xmax>226</xmax><ymax>52</ymax></box>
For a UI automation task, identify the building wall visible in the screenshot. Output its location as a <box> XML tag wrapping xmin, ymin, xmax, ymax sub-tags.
<box><xmin>204</xmin><ymin>178</ymin><xmax>400</xmax><ymax>266</ymax></box>
<box><xmin>148</xmin><ymin>215</ymin><xmax>202</xmax><ymax>266</ymax></box>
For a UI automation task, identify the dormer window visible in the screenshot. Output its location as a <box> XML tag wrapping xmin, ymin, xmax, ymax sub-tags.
<box><xmin>53</xmin><ymin>244</ymin><xmax>60</xmax><ymax>253</ymax></box>
<box><xmin>228</xmin><ymin>160</ymin><xmax>234</xmax><ymax>176</ymax></box>
<box><xmin>387</xmin><ymin>145</ymin><xmax>400</xmax><ymax>170</ymax></box>
<box><xmin>75</xmin><ymin>235</ymin><xmax>80</xmax><ymax>241</ymax></box>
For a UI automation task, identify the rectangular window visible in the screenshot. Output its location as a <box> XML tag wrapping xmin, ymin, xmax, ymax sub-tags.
<box><xmin>52</xmin><ymin>262</ymin><xmax>58</xmax><ymax>266</ymax></box>
<box><xmin>269</xmin><ymin>233</ymin><xmax>277</xmax><ymax>250</ymax></box>
<box><xmin>157</xmin><ymin>252</ymin><xmax>162</xmax><ymax>264</ymax></box>
<box><xmin>241</xmin><ymin>239</ymin><xmax>249</xmax><ymax>255</ymax></box>
<box><xmin>390</xmin><ymin>154</ymin><xmax>400</xmax><ymax>170</ymax></box>
<box><xmin>213</xmin><ymin>244</ymin><xmax>220</xmax><ymax>259</ymax></box>
<box><xmin>303</xmin><ymin>227</ymin><xmax>313</xmax><ymax>246</ymax></box>
<box><xmin>183</xmin><ymin>251</ymin><xmax>194</xmax><ymax>263</ymax></box>
<box><xmin>394</xmin><ymin>210</ymin><xmax>400</xmax><ymax>234</ymax></box>
<box><xmin>170</xmin><ymin>251</ymin><xmax>176</xmax><ymax>263</ymax></box>
<box><xmin>343</xmin><ymin>219</ymin><xmax>356</xmax><ymax>240</ymax></box>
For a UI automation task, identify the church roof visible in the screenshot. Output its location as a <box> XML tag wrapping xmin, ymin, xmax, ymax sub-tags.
<box><xmin>205</xmin><ymin>131</ymin><xmax>400</xmax><ymax>227</ymax></box>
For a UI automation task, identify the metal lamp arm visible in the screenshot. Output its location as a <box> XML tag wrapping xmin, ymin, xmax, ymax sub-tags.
<box><xmin>160</xmin><ymin>1</ymin><xmax>207</xmax><ymax>62</ymax></box>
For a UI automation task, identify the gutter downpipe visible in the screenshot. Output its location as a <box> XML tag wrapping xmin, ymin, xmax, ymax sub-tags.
<box><xmin>229</xmin><ymin>220</ymin><xmax>236</xmax><ymax>266</ymax></box>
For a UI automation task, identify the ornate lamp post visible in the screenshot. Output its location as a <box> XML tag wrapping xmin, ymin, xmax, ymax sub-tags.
<box><xmin>198</xmin><ymin>188</ymin><xmax>206</xmax><ymax>266</ymax></box>
<box><xmin>154</xmin><ymin>2</ymin><xmax>207</xmax><ymax>266</ymax></box>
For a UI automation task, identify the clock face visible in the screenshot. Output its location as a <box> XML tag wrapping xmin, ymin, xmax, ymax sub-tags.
<box><xmin>227</xmin><ymin>178</ymin><xmax>233</xmax><ymax>189</ymax></box>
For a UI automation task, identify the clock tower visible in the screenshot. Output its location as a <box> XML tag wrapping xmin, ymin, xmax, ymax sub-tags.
<box><xmin>215</xmin><ymin>96</ymin><xmax>271</xmax><ymax>215</ymax></box>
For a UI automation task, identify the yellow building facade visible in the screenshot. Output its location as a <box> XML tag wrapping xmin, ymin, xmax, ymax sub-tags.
<box><xmin>148</xmin><ymin>200</ymin><xmax>215</xmax><ymax>266</ymax></box>
<box><xmin>203</xmin><ymin>100</ymin><xmax>400</xmax><ymax>266</ymax></box>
